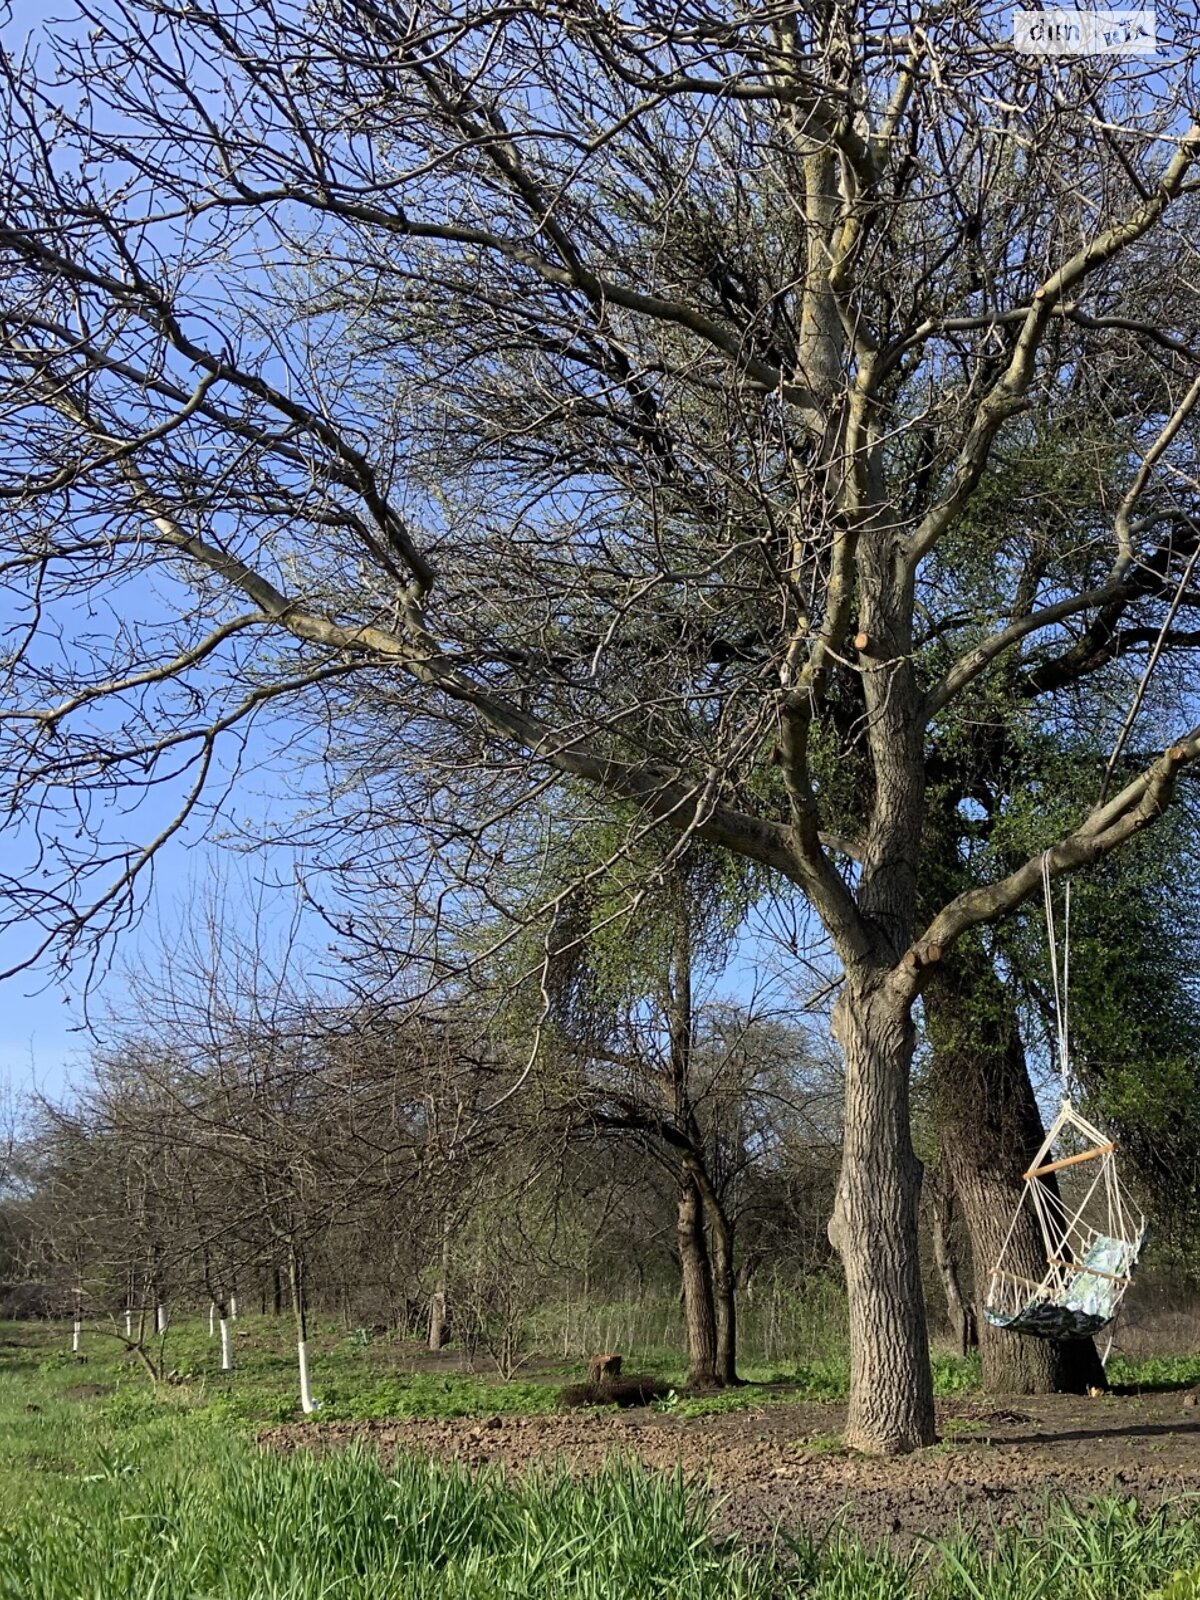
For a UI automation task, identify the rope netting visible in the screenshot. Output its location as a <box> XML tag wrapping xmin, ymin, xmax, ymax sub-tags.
<box><xmin>981</xmin><ymin>860</ymin><xmax>1147</xmax><ymax>1341</ymax></box>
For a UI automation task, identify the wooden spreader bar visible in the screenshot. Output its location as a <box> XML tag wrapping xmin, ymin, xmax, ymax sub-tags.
<box><xmin>1024</xmin><ymin>1141</ymin><xmax>1115</xmax><ymax>1180</ymax></box>
<box><xmin>1046</xmin><ymin>1256</ymin><xmax>1128</xmax><ymax>1284</ymax></box>
<box><xmin>992</xmin><ymin>1269</ymin><xmax>1051</xmax><ymax>1294</ymax></box>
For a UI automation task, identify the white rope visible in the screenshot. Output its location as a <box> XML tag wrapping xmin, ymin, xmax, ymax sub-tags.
<box><xmin>985</xmin><ymin>1097</ymin><xmax>1146</xmax><ymax>1328</ymax></box>
<box><xmin>1063</xmin><ymin>876</ymin><xmax>1071</xmax><ymax>1089</ymax></box>
<box><xmin>1042</xmin><ymin>852</ymin><xmax>1072</xmax><ymax>1100</ymax></box>
<box><xmin>982</xmin><ymin>871</ymin><xmax>1147</xmax><ymax>1334</ymax></box>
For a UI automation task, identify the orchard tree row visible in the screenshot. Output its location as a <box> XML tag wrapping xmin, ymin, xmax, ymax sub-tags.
<box><xmin>3</xmin><ymin>0</ymin><xmax>1200</xmax><ymax>1448</ymax></box>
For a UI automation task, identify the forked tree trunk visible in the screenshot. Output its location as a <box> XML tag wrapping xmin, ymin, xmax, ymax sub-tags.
<box><xmin>828</xmin><ymin>977</ymin><xmax>936</xmax><ymax>1454</ymax></box>
<box><xmin>677</xmin><ymin>1172</ymin><xmax>720</xmax><ymax>1388</ymax></box>
<box><xmin>708</xmin><ymin>1200</ymin><xmax>739</xmax><ymax>1386</ymax></box>
<box><xmin>925</xmin><ymin>953</ymin><xmax>1105</xmax><ymax>1395</ymax></box>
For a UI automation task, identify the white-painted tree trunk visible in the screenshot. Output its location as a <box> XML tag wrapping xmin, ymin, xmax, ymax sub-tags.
<box><xmin>297</xmin><ymin>1338</ymin><xmax>316</xmax><ymax>1413</ymax></box>
<box><xmin>230</xmin><ymin>1293</ymin><xmax>238</xmax><ymax>1321</ymax></box>
<box><xmin>156</xmin><ymin>1302</ymin><xmax>168</xmax><ymax>1335</ymax></box>
<box><xmin>71</xmin><ymin>1316</ymin><xmax>81</xmax><ymax>1353</ymax></box>
<box><xmin>124</xmin><ymin>1308</ymin><xmax>132</xmax><ymax>1339</ymax></box>
<box><xmin>208</xmin><ymin>1301</ymin><xmax>216</xmax><ymax>1336</ymax></box>
<box><xmin>220</xmin><ymin>1316</ymin><xmax>234</xmax><ymax>1372</ymax></box>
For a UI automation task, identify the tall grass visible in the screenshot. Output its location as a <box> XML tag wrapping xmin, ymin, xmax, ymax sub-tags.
<box><xmin>6</xmin><ymin>1319</ymin><xmax>1200</xmax><ymax>1598</ymax></box>
<box><xmin>3</xmin><ymin>1431</ymin><xmax>1200</xmax><ymax>1600</ymax></box>
<box><xmin>0</xmin><ymin>1436</ymin><xmax>773</xmax><ymax>1600</ymax></box>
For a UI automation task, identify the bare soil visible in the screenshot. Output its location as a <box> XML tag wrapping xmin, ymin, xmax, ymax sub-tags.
<box><xmin>261</xmin><ymin>1390</ymin><xmax>1200</xmax><ymax>1548</ymax></box>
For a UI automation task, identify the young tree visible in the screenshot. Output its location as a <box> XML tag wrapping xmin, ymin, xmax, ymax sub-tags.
<box><xmin>3</xmin><ymin>3</ymin><xmax>1200</xmax><ymax>1450</ymax></box>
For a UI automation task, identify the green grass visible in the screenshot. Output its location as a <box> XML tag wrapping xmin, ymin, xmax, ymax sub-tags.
<box><xmin>1110</xmin><ymin>1354</ymin><xmax>1200</xmax><ymax>1391</ymax></box>
<box><xmin>315</xmin><ymin>1372</ymin><xmax>562</xmax><ymax>1422</ymax></box>
<box><xmin>0</xmin><ymin>1437</ymin><xmax>774</xmax><ymax>1600</ymax></box>
<box><xmin>6</xmin><ymin>1321</ymin><xmax>1200</xmax><ymax>1597</ymax></box>
<box><xmin>13</xmin><ymin>1313</ymin><xmax>569</xmax><ymax>1427</ymax></box>
<box><xmin>10</xmin><ymin>1311</ymin><xmax>1197</xmax><ymax>1436</ymax></box>
<box><xmin>4</xmin><ymin>1405</ymin><xmax>1200</xmax><ymax>1599</ymax></box>
<box><xmin>39</xmin><ymin>1309</ymin><xmax>985</xmax><ymax>1424</ymax></box>
<box><xmin>646</xmin><ymin>1353</ymin><xmax>984</xmax><ymax>1418</ymax></box>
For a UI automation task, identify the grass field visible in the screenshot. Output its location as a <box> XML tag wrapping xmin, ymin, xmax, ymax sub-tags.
<box><xmin>4</xmin><ymin>1315</ymin><xmax>1200</xmax><ymax>1597</ymax></box>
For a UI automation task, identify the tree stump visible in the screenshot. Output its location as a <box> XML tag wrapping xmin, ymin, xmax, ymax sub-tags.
<box><xmin>588</xmin><ymin>1352</ymin><xmax>622</xmax><ymax>1385</ymax></box>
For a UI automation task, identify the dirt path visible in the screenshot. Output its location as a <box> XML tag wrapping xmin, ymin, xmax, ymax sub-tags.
<box><xmin>262</xmin><ymin>1391</ymin><xmax>1200</xmax><ymax>1548</ymax></box>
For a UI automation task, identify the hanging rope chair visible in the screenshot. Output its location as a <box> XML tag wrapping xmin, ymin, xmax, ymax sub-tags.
<box><xmin>982</xmin><ymin>859</ymin><xmax>1148</xmax><ymax>1342</ymax></box>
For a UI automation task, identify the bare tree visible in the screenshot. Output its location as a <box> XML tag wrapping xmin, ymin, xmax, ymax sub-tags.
<box><xmin>2</xmin><ymin>2</ymin><xmax>1200</xmax><ymax>1449</ymax></box>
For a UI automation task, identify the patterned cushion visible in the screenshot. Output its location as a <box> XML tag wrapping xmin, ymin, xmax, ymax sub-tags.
<box><xmin>982</xmin><ymin>1231</ymin><xmax>1146</xmax><ymax>1340</ymax></box>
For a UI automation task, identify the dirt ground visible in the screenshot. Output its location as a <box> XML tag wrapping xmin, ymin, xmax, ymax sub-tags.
<box><xmin>262</xmin><ymin>1389</ymin><xmax>1200</xmax><ymax>1548</ymax></box>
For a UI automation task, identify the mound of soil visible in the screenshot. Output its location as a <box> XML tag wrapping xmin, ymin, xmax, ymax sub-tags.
<box><xmin>560</xmin><ymin>1375</ymin><xmax>672</xmax><ymax>1408</ymax></box>
<box><xmin>261</xmin><ymin>1389</ymin><xmax>1200</xmax><ymax>1550</ymax></box>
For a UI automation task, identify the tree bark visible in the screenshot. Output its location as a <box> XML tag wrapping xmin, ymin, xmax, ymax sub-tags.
<box><xmin>676</xmin><ymin>1171</ymin><xmax>720</xmax><ymax>1388</ymax></box>
<box><xmin>664</xmin><ymin>897</ymin><xmax>722</xmax><ymax>1388</ymax></box>
<box><xmin>689</xmin><ymin>1172</ymin><xmax>740</xmax><ymax>1387</ymax></box>
<box><xmin>429</xmin><ymin>1216</ymin><xmax>451</xmax><ymax>1350</ymax></box>
<box><xmin>711</xmin><ymin>1209</ymin><xmax>738</xmax><ymax>1387</ymax></box>
<box><xmin>829</xmin><ymin>976</ymin><xmax>936</xmax><ymax>1454</ymax></box>
<box><xmin>927</xmin><ymin>1165</ymin><xmax>978</xmax><ymax>1356</ymax></box>
<box><xmin>925</xmin><ymin>951</ymin><xmax>1106</xmax><ymax>1395</ymax></box>
<box><xmin>428</xmin><ymin>1290</ymin><xmax>449</xmax><ymax>1352</ymax></box>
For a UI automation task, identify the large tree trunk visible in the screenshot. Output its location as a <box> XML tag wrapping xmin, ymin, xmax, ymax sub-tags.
<box><xmin>829</xmin><ymin>976</ymin><xmax>936</xmax><ymax>1454</ymax></box>
<box><xmin>925</xmin><ymin>951</ymin><xmax>1106</xmax><ymax>1395</ymax></box>
<box><xmin>676</xmin><ymin>1171</ymin><xmax>720</xmax><ymax>1389</ymax></box>
<box><xmin>691</xmin><ymin>1159</ymin><xmax>739</xmax><ymax>1385</ymax></box>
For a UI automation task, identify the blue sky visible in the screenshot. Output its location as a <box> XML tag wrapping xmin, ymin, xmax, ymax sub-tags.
<box><xmin>0</xmin><ymin>740</ymin><xmax>327</xmax><ymax>1099</ymax></box>
<box><xmin>0</xmin><ymin>0</ymin><xmax>1190</xmax><ymax>1103</ymax></box>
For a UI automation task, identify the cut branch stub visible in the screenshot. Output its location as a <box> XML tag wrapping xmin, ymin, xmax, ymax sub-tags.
<box><xmin>587</xmin><ymin>1352</ymin><xmax>622</xmax><ymax>1384</ymax></box>
<box><xmin>902</xmin><ymin>940</ymin><xmax>943</xmax><ymax>973</ymax></box>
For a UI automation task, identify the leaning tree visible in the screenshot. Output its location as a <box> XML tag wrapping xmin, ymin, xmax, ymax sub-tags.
<box><xmin>2</xmin><ymin>1</ymin><xmax>1200</xmax><ymax>1450</ymax></box>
